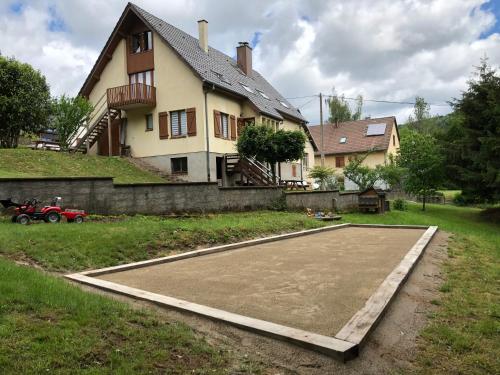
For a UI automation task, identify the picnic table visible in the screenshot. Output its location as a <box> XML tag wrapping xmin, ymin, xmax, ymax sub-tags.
<box><xmin>282</xmin><ymin>180</ymin><xmax>309</xmax><ymax>191</ymax></box>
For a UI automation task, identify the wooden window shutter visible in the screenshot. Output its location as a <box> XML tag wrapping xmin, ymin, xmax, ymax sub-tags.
<box><xmin>159</xmin><ymin>112</ymin><xmax>169</xmax><ymax>139</ymax></box>
<box><xmin>292</xmin><ymin>164</ymin><xmax>297</xmax><ymax>177</ymax></box>
<box><xmin>186</xmin><ymin>107</ymin><xmax>196</xmax><ymax>136</ymax></box>
<box><xmin>230</xmin><ymin>115</ymin><xmax>236</xmax><ymax>140</ymax></box>
<box><xmin>213</xmin><ymin>110</ymin><xmax>221</xmax><ymax>138</ymax></box>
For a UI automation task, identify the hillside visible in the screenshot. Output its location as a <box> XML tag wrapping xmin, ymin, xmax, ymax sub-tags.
<box><xmin>0</xmin><ymin>148</ymin><xmax>167</xmax><ymax>184</ymax></box>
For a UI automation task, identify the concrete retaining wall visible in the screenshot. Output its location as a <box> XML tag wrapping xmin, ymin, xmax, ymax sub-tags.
<box><xmin>0</xmin><ymin>177</ymin><xmax>282</xmax><ymax>215</ymax></box>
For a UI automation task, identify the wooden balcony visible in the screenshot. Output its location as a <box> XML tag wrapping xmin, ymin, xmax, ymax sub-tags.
<box><xmin>107</xmin><ymin>83</ymin><xmax>156</xmax><ymax>109</ymax></box>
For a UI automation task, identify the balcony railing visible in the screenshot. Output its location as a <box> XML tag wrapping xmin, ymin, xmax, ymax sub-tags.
<box><xmin>107</xmin><ymin>83</ymin><xmax>156</xmax><ymax>109</ymax></box>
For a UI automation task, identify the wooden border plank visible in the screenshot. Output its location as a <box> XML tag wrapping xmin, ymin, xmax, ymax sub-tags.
<box><xmin>349</xmin><ymin>223</ymin><xmax>430</xmax><ymax>229</ymax></box>
<box><xmin>79</xmin><ymin>223</ymin><xmax>351</xmax><ymax>276</ymax></box>
<box><xmin>334</xmin><ymin>226</ymin><xmax>438</xmax><ymax>345</ymax></box>
<box><xmin>65</xmin><ymin>273</ymin><xmax>358</xmax><ymax>362</ymax></box>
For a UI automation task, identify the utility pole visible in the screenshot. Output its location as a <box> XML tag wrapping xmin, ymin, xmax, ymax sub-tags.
<box><xmin>320</xmin><ymin>92</ymin><xmax>325</xmax><ymax>167</ymax></box>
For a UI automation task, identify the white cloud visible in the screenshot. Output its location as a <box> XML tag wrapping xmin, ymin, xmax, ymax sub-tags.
<box><xmin>0</xmin><ymin>0</ymin><xmax>498</xmax><ymax>123</ymax></box>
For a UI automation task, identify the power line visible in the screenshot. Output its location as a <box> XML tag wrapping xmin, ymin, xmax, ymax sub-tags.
<box><xmin>285</xmin><ymin>93</ymin><xmax>451</xmax><ymax>107</ymax></box>
<box><xmin>297</xmin><ymin>97</ymin><xmax>317</xmax><ymax>109</ymax></box>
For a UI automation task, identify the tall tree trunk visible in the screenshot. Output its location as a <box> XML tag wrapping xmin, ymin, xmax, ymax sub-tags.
<box><xmin>422</xmin><ymin>192</ymin><xmax>426</xmax><ymax>211</ymax></box>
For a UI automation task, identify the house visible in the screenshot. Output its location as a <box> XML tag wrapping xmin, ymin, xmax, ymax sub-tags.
<box><xmin>75</xmin><ymin>2</ymin><xmax>316</xmax><ymax>185</ymax></box>
<box><xmin>308</xmin><ymin>117</ymin><xmax>400</xmax><ymax>190</ymax></box>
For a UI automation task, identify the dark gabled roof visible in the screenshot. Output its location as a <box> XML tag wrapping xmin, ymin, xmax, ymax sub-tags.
<box><xmin>80</xmin><ymin>2</ymin><xmax>306</xmax><ymax>123</ymax></box>
<box><xmin>308</xmin><ymin>116</ymin><xmax>398</xmax><ymax>155</ymax></box>
<box><xmin>131</xmin><ymin>3</ymin><xmax>306</xmax><ymax>122</ymax></box>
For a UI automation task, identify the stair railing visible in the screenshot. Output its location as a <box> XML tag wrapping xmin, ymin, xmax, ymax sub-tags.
<box><xmin>68</xmin><ymin>93</ymin><xmax>108</xmax><ymax>151</ymax></box>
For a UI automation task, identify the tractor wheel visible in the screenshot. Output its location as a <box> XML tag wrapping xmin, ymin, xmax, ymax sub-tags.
<box><xmin>16</xmin><ymin>214</ymin><xmax>30</xmax><ymax>225</ymax></box>
<box><xmin>11</xmin><ymin>215</ymin><xmax>17</xmax><ymax>223</ymax></box>
<box><xmin>45</xmin><ymin>211</ymin><xmax>61</xmax><ymax>224</ymax></box>
<box><xmin>74</xmin><ymin>215</ymin><xmax>84</xmax><ymax>224</ymax></box>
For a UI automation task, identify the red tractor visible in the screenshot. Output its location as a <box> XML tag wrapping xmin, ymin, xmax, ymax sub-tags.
<box><xmin>1</xmin><ymin>197</ymin><xmax>87</xmax><ymax>225</ymax></box>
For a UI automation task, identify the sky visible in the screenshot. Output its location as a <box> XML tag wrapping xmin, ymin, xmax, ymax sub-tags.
<box><xmin>1</xmin><ymin>0</ymin><xmax>499</xmax><ymax>125</ymax></box>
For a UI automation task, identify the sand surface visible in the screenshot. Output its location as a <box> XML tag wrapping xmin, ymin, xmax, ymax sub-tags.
<box><xmin>99</xmin><ymin>227</ymin><xmax>426</xmax><ymax>336</ymax></box>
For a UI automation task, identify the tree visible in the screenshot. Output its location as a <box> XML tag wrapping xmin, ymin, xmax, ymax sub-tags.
<box><xmin>327</xmin><ymin>92</ymin><xmax>363</xmax><ymax>123</ymax></box>
<box><xmin>343</xmin><ymin>153</ymin><xmax>381</xmax><ymax>190</ymax></box>
<box><xmin>0</xmin><ymin>56</ymin><xmax>51</xmax><ymax>148</ymax></box>
<box><xmin>443</xmin><ymin>59</ymin><xmax>500</xmax><ymax>203</ymax></box>
<box><xmin>51</xmin><ymin>95</ymin><xmax>93</xmax><ymax>150</ymax></box>
<box><xmin>308</xmin><ymin>165</ymin><xmax>336</xmax><ymax>190</ymax></box>
<box><xmin>408</xmin><ymin>96</ymin><xmax>430</xmax><ymax>128</ymax></box>
<box><xmin>236</xmin><ymin>123</ymin><xmax>306</xmax><ymax>180</ymax></box>
<box><xmin>399</xmin><ymin>130</ymin><xmax>444</xmax><ymax>210</ymax></box>
<box><xmin>378</xmin><ymin>153</ymin><xmax>406</xmax><ymax>191</ymax></box>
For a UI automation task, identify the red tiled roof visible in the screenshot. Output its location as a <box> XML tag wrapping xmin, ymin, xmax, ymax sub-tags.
<box><xmin>308</xmin><ymin>116</ymin><xmax>397</xmax><ymax>155</ymax></box>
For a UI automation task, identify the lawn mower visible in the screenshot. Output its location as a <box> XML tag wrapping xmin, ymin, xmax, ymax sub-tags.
<box><xmin>0</xmin><ymin>197</ymin><xmax>87</xmax><ymax>225</ymax></box>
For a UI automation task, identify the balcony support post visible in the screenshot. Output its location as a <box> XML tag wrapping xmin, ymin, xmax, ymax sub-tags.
<box><xmin>107</xmin><ymin>109</ymin><xmax>112</xmax><ymax>157</ymax></box>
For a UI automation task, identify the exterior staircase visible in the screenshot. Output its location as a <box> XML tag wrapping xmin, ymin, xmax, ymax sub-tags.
<box><xmin>70</xmin><ymin>108</ymin><xmax>120</xmax><ymax>153</ymax></box>
<box><xmin>225</xmin><ymin>153</ymin><xmax>280</xmax><ymax>186</ymax></box>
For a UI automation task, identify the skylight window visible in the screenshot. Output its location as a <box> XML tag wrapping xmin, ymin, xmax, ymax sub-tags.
<box><xmin>366</xmin><ymin>123</ymin><xmax>387</xmax><ymax>136</ymax></box>
<box><xmin>279</xmin><ymin>101</ymin><xmax>289</xmax><ymax>108</ymax></box>
<box><xmin>240</xmin><ymin>83</ymin><xmax>254</xmax><ymax>93</ymax></box>
<box><xmin>257</xmin><ymin>89</ymin><xmax>270</xmax><ymax>100</ymax></box>
<box><xmin>339</xmin><ymin>137</ymin><xmax>347</xmax><ymax>144</ymax></box>
<box><xmin>212</xmin><ymin>70</ymin><xmax>231</xmax><ymax>85</ymax></box>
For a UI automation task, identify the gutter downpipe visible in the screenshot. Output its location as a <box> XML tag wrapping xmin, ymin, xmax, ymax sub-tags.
<box><xmin>203</xmin><ymin>82</ymin><xmax>214</xmax><ymax>182</ymax></box>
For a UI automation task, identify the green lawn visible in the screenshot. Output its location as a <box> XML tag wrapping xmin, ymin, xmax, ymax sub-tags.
<box><xmin>0</xmin><ymin>257</ymin><xmax>229</xmax><ymax>374</ymax></box>
<box><xmin>438</xmin><ymin>190</ymin><xmax>462</xmax><ymax>201</ymax></box>
<box><xmin>0</xmin><ymin>211</ymin><xmax>326</xmax><ymax>272</ymax></box>
<box><xmin>0</xmin><ymin>206</ymin><xmax>498</xmax><ymax>374</ymax></box>
<box><xmin>0</xmin><ymin>148</ymin><xmax>166</xmax><ymax>184</ymax></box>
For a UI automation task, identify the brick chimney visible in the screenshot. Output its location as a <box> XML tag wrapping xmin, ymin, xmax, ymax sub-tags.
<box><xmin>237</xmin><ymin>42</ymin><xmax>252</xmax><ymax>75</ymax></box>
<box><xmin>198</xmin><ymin>19</ymin><xmax>208</xmax><ymax>53</ymax></box>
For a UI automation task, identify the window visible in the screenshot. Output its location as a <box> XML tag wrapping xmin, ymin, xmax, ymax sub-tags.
<box><xmin>129</xmin><ymin>70</ymin><xmax>153</xmax><ymax>86</ymax></box>
<box><xmin>279</xmin><ymin>101</ymin><xmax>289</xmax><ymax>108</ymax></box>
<box><xmin>171</xmin><ymin>157</ymin><xmax>188</xmax><ymax>174</ymax></box>
<box><xmin>303</xmin><ymin>153</ymin><xmax>309</xmax><ymax>170</ymax></box>
<box><xmin>335</xmin><ymin>156</ymin><xmax>345</xmax><ymax>168</ymax></box>
<box><xmin>131</xmin><ymin>31</ymin><xmax>152</xmax><ymax>54</ymax></box>
<box><xmin>393</xmin><ymin>134</ymin><xmax>396</xmax><ymax>146</ymax></box>
<box><xmin>145</xmin><ymin>114</ymin><xmax>153</xmax><ymax>131</ymax></box>
<box><xmin>240</xmin><ymin>83</ymin><xmax>254</xmax><ymax>93</ymax></box>
<box><xmin>170</xmin><ymin>110</ymin><xmax>187</xmax><ymax>137</ymax></box>
<box><xmin>212</xmin><ymin>70</ymin><xmax>231</xmax><ymax>85</ymax></box>
<box><xmin>257</xmin><ymin>89</ymin><xmax>270</xmax><ymax>100</ymax></box>
<box><xmin>339</xmin><ymin>137</ymin><xmax>347</xmax><ymax>144</ymax></box>
<box><xmin>221</xmin><ymin>113</ymin><xmax>229</xmax><ymax>138</ymax></box>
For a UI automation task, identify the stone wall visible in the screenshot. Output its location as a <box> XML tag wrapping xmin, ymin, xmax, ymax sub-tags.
<box><xmin>285</xmin><ymin>190</ymin><xmax>359</xmax><ymax>212</ymax></box>
<box><xmin>0</xmin><ymin>177</ymin><xmax>282</xmax><ymax>215</ymax></box>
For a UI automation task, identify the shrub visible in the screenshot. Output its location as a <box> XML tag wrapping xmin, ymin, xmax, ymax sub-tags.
<box><xmin>453</xmin><ymin>192</ymin><xmax>467</xmax><ymax>206</ymax></box>
<box><xmin>269</xmin><ymin>194</ymin><xmax>287</xmax><ymax>211</ymax></box>
<box><xmin>393</xmin><ymin>198</ymin><xmax>407</xmax><ymax>211</ymax></box>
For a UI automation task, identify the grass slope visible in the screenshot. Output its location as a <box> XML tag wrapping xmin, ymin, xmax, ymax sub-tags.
<box><xmin>0</xmin><ymin>148</ymin><xmax>165</xmax><ymax>184</ymax></box>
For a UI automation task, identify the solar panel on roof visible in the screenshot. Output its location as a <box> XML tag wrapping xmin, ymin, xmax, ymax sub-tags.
<box><xmin>366</xmin><ymin>123</ymin><xmax>387</xmax><ymax>136</ymax></box>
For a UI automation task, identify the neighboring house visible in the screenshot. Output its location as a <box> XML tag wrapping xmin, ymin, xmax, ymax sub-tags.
<box><xmin>308</xmin><ymin>117</ymin><xmax>400</xmax><ymax>190</ymax></box>
<box><xmin>75</xmin><ymin>2</ymin><xmax>316</xmax><ymax>185</ymax></box>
